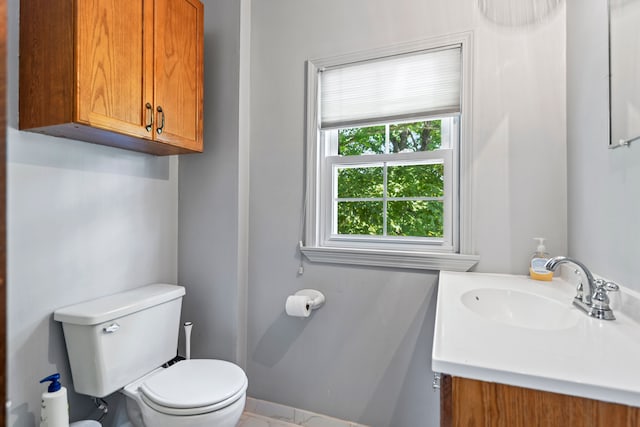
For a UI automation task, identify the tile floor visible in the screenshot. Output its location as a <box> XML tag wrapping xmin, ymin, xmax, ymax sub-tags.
<box><xmin>238</xmin><ymin>412</ymin><xmax>299</xmax><ymax>427</ymax></box>
<box><xmin>240</xmin><ymin>397</ymin><xmax>368</xmax><ymax>427</ymax></box>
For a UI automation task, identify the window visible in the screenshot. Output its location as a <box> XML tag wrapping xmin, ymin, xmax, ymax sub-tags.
<box><xmin>326</xmin><ymin>118</ymin><xmax>456</xmax><ymax>249</ymax></box>
<box><xmin>302</xmin><ymin>34</ymin><xmax>478</xmax><ymax>271</ymax></box>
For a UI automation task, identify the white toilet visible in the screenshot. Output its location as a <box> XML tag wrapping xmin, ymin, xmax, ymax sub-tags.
<box><xmin>54</xmin><ymin>284</ymin><xmax>247</xmax><ymax>427</ymax></box>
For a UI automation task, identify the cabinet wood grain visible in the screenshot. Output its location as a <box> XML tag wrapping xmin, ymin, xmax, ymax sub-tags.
<box><xmin>76</xmin><ymin>0</ymin><xmax>150</xmax><ymax>139</ymax></box>
<box><xmin>154</xmin><ymin>0</ymin><xmax>204</xmax><ymax>151</ymax></box>
<box><xmin>441</xmin><ymin>376</ymin><xmax>640</xmax><ymax>427</ymax></box>
<box><xmin>20</xmin><ymin>0</ymin><xmax>203</xmax><ymax>155</ymax></box>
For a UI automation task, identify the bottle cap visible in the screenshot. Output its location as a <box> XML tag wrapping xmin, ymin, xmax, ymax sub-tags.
<box><xmin>533</xmin><ymin>237</ymin><xmax>546</xmax><ymax>253</ymax></box>
<box><xmin>40</xmin><ymin>373</ymin><xmax>62</xmax><ymax>393</ymax></box>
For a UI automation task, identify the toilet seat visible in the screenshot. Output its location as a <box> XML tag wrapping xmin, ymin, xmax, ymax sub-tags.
<box><xmin>138</xmin><ymin>359</ymin><xmax>248</xmax><ymax>416</ymax></box>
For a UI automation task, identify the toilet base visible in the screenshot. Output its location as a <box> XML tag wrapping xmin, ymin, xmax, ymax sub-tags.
<box><xmin>124</xmin><ymin>392</ymin><xmax>245</xmax><ymax>427</ymax></box>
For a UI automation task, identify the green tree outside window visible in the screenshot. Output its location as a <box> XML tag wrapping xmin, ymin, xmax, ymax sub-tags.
<box><xmin>336</xmin><ymin>120</ymin><xmax>445</xmax><ymax>238</ymax></box>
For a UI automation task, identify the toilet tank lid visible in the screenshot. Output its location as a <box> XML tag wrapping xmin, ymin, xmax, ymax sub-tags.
<box><xmin>53</xmin><ymin>284</ymin><xmax>185</xmax><ymax>326</ymax></box>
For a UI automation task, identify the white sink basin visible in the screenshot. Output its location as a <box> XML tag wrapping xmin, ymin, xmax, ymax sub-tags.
<box><xmin>433</xmin><ymin>271</ymin><xmax>640</xmax><ymax>408</ymax></box>
<box><xmin>460</xmin><ymin>288</ymin><xmax>580</xmax><ymax>330</ymax></box>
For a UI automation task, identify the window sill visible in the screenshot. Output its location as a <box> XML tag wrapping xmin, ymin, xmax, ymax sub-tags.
<box><xmin>300</xmin><ymin>245</ymin><xmax>479</xmax><ymax>271</ymax></box>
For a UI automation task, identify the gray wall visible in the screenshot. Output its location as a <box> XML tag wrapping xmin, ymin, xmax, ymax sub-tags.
<box><xmin>6</xmin><ymin>1</ymin><xmax>179</xmax><ymax>426</ymax></box>
<box><xmin>246</xmin><ymin>1</ymin><xmax>566</xmax><ymax>426</ymax></box>
<box><xmin>178</xmin><ymin>0</ymin><xmax>250</xmax><ymax>366</ymax></box>
<box><xmin>6</xmin><ymin>0</ymin><xmax>572</xmax><ymax>427</ymax></box>
<box><xmin>566</xmin><ymin>0</ymin><xmax>640</xmax><ymax>293</ymax></box>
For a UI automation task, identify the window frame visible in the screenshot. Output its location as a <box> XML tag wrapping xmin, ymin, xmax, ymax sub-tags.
<box><xmin>322</xmin><ymin>120</ymin><xmax>455</xmax><ymax>251</ymax></box>
<box><xmin>302</xmin><ymin>33</ymin><xmax>478</xmax><ymax>271</ymax></box>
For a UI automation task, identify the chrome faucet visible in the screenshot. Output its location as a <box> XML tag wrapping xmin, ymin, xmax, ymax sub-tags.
<box><xmin>545</xmin><ymin>256</ymin><xmax>596</xmax><ymax>305</ymax></box>
<box><xmin>545</xmin><ymin>256</ymin><xmax>619</xmax><ymax>320</ymax></box>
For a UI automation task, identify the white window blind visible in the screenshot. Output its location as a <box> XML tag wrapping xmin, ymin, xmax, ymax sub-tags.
<box><xmin>320</xmin><ymin>46</ymin><xmax>462</xmax><ymax>130</ymax></box>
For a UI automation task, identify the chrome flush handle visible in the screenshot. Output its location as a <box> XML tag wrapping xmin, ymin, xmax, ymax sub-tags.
<box><xmin>102</xmin><ymin>323</ymin><xmax>120</xmax><ymax>334</ymax></box>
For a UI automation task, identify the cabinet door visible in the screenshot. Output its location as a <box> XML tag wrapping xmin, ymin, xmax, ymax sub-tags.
<box><xmin>153</xmin><ymin>0</ymin><xmax>204</xmax><ymax>152</ymax></box>
<box><xmin>76</xmin><ymin>0</ymin><xmax>153</xmax><ymax>139</ymax></box>
<box><xmin>443</xmin><ymin>376</ymin><xmax>640</xmax><ymax>427</ymax></box>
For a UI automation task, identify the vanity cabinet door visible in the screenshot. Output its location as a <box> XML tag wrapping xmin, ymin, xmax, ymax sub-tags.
<box><xmin>441</xmin><ymin>375</ymin><xmax>640</xmax><ymax>427</ymax></box>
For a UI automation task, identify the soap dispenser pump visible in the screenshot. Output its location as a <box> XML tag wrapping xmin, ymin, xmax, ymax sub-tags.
<box><xmin>530</xmin><ymin>237</ymin><xmax>553</xmax><ymax>281</ymax></box>
<box><xmin>39</xmin><ymin>373</ymin><xmax>69</xmax><ymax>427</ymax></box>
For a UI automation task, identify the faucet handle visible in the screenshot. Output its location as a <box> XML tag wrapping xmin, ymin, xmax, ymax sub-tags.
<box><xmin>591</xmin><ymin>279</ymin><xmax>619</xmax><ymax>311</ymax></box>
<box><xmin>605</xmin><ymin>281</ymin><xmax>620</xmax><ymax>292</ymax></box>
<box><xmin>594</xmin><ymin>278</ymin><xmax>620</xmax><ymax>292</ymax></box>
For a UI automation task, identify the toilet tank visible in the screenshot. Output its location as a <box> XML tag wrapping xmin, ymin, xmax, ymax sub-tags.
<box><xmin>54</xmin><ymin>284</ymin><xmax>186</xmax><ymax>398</ymax></box>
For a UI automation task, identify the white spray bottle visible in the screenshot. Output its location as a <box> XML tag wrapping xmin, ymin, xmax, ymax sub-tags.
<box><xmin>39</xmin><ymin>373</ymin><xmax>69</xmax><ymax>427</ymax></box>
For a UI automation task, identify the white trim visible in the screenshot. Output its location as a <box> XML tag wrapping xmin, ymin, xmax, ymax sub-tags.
<box><xmin>235</xmin><ymin>0</ymin><xmax>251</xmax><ymax>370</ymax></box>
<box><xmin>310</xmin><ymin>33</ymin><xmax>471</xmax><ymax>72</ymax></box>
<box><xmin>325</xmin><ymin>150</ymin><xmax>453</xmax><ymax>248</ymax></box>
<box><xmin>303</xmin><ymin>32</ymin><xmax>476</xmax><ymax>271</ymax></box>
<box><xmin>304</xmin><ymin>60</ymin><xmax>321</xmax><ymax>247</ymax></box>
<box><xmin>300</xmin><ymin>245</ymin><xmax>479</xmax><ymax>272</ymax></box>
<box><xmin>458</xmin><ymin>33</ymin><xmax>474</xmax><ymax>256</ymax></box>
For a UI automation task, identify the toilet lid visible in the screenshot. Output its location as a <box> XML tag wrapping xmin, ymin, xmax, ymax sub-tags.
<box><xmin>139</xmin><ymin>359</ymin><xmax>247</xmax><ymax>415</ymax></box>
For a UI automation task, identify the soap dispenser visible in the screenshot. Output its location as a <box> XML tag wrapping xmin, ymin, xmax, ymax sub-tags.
<box><xmin>39</xmin><ymin>373</ymin><xmax>69</xmax><ymax>427</ymax></box>
<box><xmin>529</xmin><ymin>237</ymin><xmax>553</xmax><ymax>281</ymax></box>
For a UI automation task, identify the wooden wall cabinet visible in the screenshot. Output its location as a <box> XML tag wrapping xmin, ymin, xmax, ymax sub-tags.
<box><xmin>20</xmin><ymin>0</ymin><xmax>204</xmax><ymax>156</ymax></box>
<box><xmin>441</xmin><ymin>375</ymin><xmax>640</xmax><ymax>427</ymax></box>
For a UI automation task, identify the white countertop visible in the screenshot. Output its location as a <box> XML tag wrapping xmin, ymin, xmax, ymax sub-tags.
<box><xmin>432</xmin><ymin>271</ymin><xmax>640</xmax><ymax>407</ymax></box>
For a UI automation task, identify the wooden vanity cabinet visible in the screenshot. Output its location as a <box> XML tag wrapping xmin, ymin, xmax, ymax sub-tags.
<box><xmin>441</xmin><ymin>375</ymin><xmax>640</xmax><ymax>427</ymax></box>
<box><xmin>19</xmin><ymin>0</ymin><xmax>203</xmax><ymax>155</ymax></box>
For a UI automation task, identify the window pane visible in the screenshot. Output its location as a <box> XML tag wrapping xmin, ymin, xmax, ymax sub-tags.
<box><xmin>387</xmin><ymin>201</ymin><xmax>443</xmax><ymax>237</ymax></box>
<box><xmin>337</xmin><ymin>166</ymin><xmax>384</xmax><ymax>198</ymax></box>
<box><xmin>337</xmin><ymin>201</ymin><xmax>384</xmax><ymax>235</ymax></box>
<box><xmin>388</xmin><ymin>164</ymin><xmax>444</xmax><ymax>198</ymax></box>
<box><xmin>338</xmin><ymin>125</ymin><xmax>386</xmax><ymax>155</ymax></box>
<box><xmin>389</xmin><ymin>120</ymin><xmax>441</xmax><ymax>152</ymax></box>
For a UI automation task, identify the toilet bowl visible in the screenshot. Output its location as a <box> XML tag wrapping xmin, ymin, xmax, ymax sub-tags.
<box><xmin>122</xmin><ymin>359</ymin><xmax>248</xmax><ymax>427</ymax></box>
<box><xmin>53</xmin><ymin>284</ymin><xmax>249</xmax><ymax>427</ymax></box>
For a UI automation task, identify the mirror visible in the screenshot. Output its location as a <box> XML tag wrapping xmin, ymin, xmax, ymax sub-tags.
<box><xmin>609</xmin><ymin>0</ymin><xmax>640</xmax><ymax>147</ymax></box>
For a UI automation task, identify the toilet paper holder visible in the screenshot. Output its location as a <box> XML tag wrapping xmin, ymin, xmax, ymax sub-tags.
<box><xmin>294</xmin><ymin>289</ymin><xmax>325</xmax><ymax>310</ymax></box>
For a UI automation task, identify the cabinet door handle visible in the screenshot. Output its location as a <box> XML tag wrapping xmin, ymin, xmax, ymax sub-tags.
<box><xmin>156</xmin><ymin>106</ymin><xmax>165</xmax><ymax>135</ymax></box>
<box><xmin>145</xmin><ymin>103</ymin><xmax>153</xmax><ymax>132</ymax></box>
